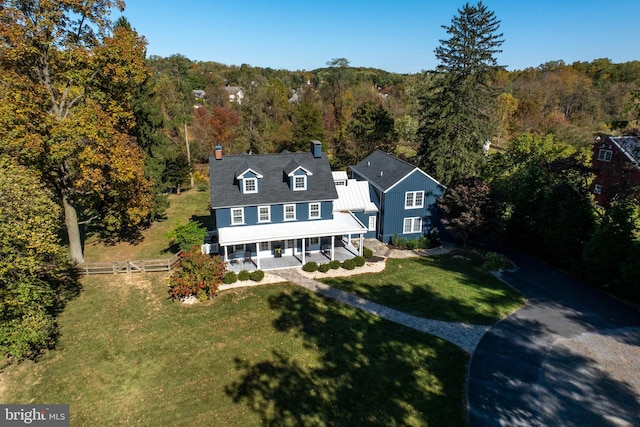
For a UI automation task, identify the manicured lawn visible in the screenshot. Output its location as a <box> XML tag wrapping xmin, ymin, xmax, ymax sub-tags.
<box><xmin>323</xmin><ymin>253</ymin><xmax>525</xmax><ymax>325</ymax></box>
<box><xmin>2</xmin><ymin>275</ymin><xmax>469</xmax><ymax>426</ymax></box>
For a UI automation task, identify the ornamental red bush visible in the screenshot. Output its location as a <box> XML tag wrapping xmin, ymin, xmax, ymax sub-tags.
<box><xmin>168</xmin><ymin>248</ymin><xmax>226</xmax><ymax>300</ymax></box>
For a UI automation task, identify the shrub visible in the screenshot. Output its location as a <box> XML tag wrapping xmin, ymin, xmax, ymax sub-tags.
<box><xmin>303</xmin><ymin>261</ymin><xmax>318</xmax><ymax>272</ymax></box>
<box><xmin>238</xmin><ymin>269</ymin><xmax>250</xmax><ymax>281</ymax></box>
<box><xmin>250</xmin><ymin>270</ymin><xmax>265</xmax><ymax>282</ymax></box>
<box><xmin>329</xmin><ymin>260</ymin><xmax>341</xmax><ymax>269</ymax></box>
<box><xmin>318</xmin><ymin>263</ymin><xmax>331</xmax><ymax>273</ymax></box>
<box><xmin>417</xmin><ymin>236</ymin><xmax>430</xmax><ymax>249</ymax></box>
<box><xmin>353</xmin><ymin>256</ymin><xmax>366</xmax><ymax>267</ymax></box>
<box><xmin>397</xmin><ymin>237</ymin><xmax>409</xmax><ymax>248</ymax></box>
<box><xmin>168</xmin><ymin>249</ymin><xmax>226</xmax><ymax>300</ymax></box>
<box><xmin>167</xmin><ymin>220</ymin><xmax>208</xmax><ymax>252</ymax></box>
<box><xmin>362</xmin><ymin>247</ymin><xmax>374</xmax><ymax>259</ymax></box>
<box><xmin>406</xmin><ymin>239</ymin><xmax>418</xmax><ymax>250</ymax></box>
<box><xmin>481</xmin><ymin>252</ymin><xmax>515</xmax><ymax>272</ymax></box>
<box><xmin>342</xmin><ymin>259</ymin><xmax>356</xmax><ymax>270</ymax></box>
<box><xmin>222</xmin><ymin>271</ymin><xmax>237</xmax><ymax>284</ymax></box>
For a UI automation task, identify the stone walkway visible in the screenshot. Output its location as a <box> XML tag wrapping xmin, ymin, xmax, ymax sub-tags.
<box><xmin>275</xmin><ymin>268</ymin><xmax>489</xmax><ymax>354</ymax></box>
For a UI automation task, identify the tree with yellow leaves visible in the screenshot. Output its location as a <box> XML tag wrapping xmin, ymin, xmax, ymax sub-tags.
<box><xmin>0</xmin><ymin>1</ymin><xmax>153</xmax><ymax>263</ymax></box>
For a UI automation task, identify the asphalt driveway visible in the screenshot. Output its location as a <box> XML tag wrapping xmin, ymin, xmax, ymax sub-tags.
<box><xmin>467</xmin><ymin>248</ymin><xmax>640</xmax><ymax>426</ymax></box>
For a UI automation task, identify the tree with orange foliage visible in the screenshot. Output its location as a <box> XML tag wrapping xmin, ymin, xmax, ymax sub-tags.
<box><xmin>0</xmin><ymin>1</ymin><xmax>153</xmax><ymax>263</ymax></box>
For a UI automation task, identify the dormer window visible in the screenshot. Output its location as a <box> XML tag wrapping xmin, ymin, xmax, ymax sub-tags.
<box><xmin>237</xmin><ymin>168</ymin><xmax>263</xmax><ymax>194</ymax></box>
<box><xmin>294</xmin><ymin>175</ymin><xmax>307</xmax><ymax>191</ymax></box>
<box><xmin>244</xmin><ymin>178</ymin><xmax>257</xmax><ymax>194</ymax></box>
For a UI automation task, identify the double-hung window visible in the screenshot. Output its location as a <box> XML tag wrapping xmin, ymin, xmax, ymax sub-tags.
<box><xmin>284</xmin><ymin>204</ymin><xmax>296</xmax><ymax>221</ymax></box>
<box><xmin>403</xmin><ymin>217</ymin><xmax>422</xmax><ymax>234</ymax></box>
<box><xmin>231</xmin><ymin>208</ymin><xmax>244</xmax><ymax>225</ymax></box>
<box><xmin>597</xmin><ymin>149</ymin><xmax>612</xmax><ymax>162</ymax></box>
<box><xmin>258</xmin><ymin>206</ymin><xmax>270</xmax><ymax>223</ymax></box>
<box><xmin>244</xmin><ymin>178</ymin><xmax>257</xmax><ymax>193</ymax></box>
<box><xmin>405</xmin><ymin>191</ymin><xmax>424</xmax><ymax>209</ymax></box>
<box><xmin>309</xmin><ymin>203</ymin><xmax>320</xmax><ymax>219</ymax></box>
<box><xmin>294</xmin><ymin>175</ymin><xmax>307</xmax><ymax>191</ymax></box>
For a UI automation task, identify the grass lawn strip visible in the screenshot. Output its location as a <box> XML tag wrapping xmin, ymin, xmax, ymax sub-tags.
<box><xmin>2</xmin><ymin>275</ymin><xmax>468</xmax><ymax>426</ymax></box>
<box><xmin>322</xmin><ymin>253</ymin><xmax>525</xmax><ymax>325</ymax></box>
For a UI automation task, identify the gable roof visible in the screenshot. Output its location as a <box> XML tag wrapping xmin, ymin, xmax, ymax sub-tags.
<box><xmin>350</xmin><ymin>150</ymin><xmax>443</xmax><ymax>192</ymax></box>
<box><xmin>210</xmin><ymin>150</ymin><xmax>338</xmax><ymax>209</ymax></box>
<box><xmin>610</xmin><ymin>136</ymin><xmax>640</xmax><ymax>170</ymax></box>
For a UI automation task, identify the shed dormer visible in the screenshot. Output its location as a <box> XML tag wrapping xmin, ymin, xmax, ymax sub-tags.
<box><xmin>285</xmin><ymin>159</ymin><xmax>313</xmax><ymax>191</ymax></box>
<box><xmin>236</xmin><ymin>168</ymin><xmax>263</xmax><ymax>194</ymax></box>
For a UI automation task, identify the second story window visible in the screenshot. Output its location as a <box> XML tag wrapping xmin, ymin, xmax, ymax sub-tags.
<box><xmin>231</xmin><ymin>207</ymin><xmax>244</xmax><ymax>225</ymax></box>
<box><xmin>597</xmin><ymin>149</ymin><xmax>612</xmax><ymax>162</ymax></box>
<box><xmin>294</xmin><ymin>175</ymin><xmax>307</xmax><ymax>191</ymax></box>
<box><xmin>284</xmin><ymin>204</ymin><xmax>296</xmax><ymax>221</ymax></box>
<box><xmin>405</xmin><ymin>191</ymin><xmax>424</xmax><ymax>209</ymax></box>
<box><xmin>244</xmin><ymin>178</ymin><xmax>257</xmax><ymax>193</ymax></box>
<box><xmin>258</xmin><ymin>206</ymin><xmax>270</xmax><ymax>222</ymax></box>
<box><xmin>309</xmin><ymin>203</ymin><xmax>320</xmax><ymax>219</ymax></box>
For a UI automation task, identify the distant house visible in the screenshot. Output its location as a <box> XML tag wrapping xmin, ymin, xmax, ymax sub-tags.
<box><xmin>591</xmin><ymin>136</ymin><xmax>640</xmax><ymax>207</ymax></box>
<box><xmin>193</xmin><ymin>89</ymin><xmax>206</xmax><ymax>100</ymax></box>
<box><xmin>207</xmin><ymin>141</ymin><xmax>367</xmax><ymax>270</ymax></box>
<box><xmin>350</xmin><ymin>150</ymin><xmax>445</xmax><ymax>243</ymax></box>
<box><xmin>223</xmin><ymin>86</ymin><xmax>244</xmax><ymax>104</ymax></box>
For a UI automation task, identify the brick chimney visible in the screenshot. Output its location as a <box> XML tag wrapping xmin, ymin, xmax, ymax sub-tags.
<box><xmin>214</xmin><ymin>146</ymin><xmax>223</xmax><ymax>160</ymax></box>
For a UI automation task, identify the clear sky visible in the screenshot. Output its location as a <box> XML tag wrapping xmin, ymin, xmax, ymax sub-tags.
<box><xmin>117</xmin><ymin>0</ymin><xmax>640</xmax><ymax>73</ymax></box>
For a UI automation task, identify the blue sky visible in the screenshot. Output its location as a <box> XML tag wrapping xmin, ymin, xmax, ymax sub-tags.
<box><xmin>118</xmin><ymin>0</ymin><xmax>640</xmax><ymax>73</ymax></box>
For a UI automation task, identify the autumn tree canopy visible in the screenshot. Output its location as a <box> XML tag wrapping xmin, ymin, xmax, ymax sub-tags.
<box><xmin>0</xmin><ymin>0</ymin><xmax>153</xmax><ymax>263</ymax></box>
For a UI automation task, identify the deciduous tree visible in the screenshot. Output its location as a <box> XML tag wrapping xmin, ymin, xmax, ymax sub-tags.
<box><xmin>0</xmin><ymin>1</ymin><xmax>153</xmax><ymax>263</ymax></box>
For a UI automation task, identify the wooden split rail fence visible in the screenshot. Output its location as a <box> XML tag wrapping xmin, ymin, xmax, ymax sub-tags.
<box><xmin>77</xmin><ymin>252</ymin><xmax>184</xmax><ymax>275</ymax></box>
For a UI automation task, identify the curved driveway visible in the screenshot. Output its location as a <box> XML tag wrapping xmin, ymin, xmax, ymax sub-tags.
<box><xmin>468</xmin><ymin>248</ymin><xmax>640</xmax><ymax>426</ymax></box>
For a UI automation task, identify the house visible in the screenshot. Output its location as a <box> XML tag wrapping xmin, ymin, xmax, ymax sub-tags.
<box><xmin>208</xmin><ymin>141</ymin><xmax>367</xmax><ymax>270</ymax></box>
<box><xmin>193</xmin><ymin>89</ymin><xmax>206</xmax><ymax>100</ymax></box>
<box><xmin>332</xmin><ymin>172</ymin><xmax>379</xmax><ymax>238</ymax></box>
<box><xmin>223</xmin><ymin>86</ymin><xmax>244</xmax><ymax>104</ymax></box>
<box><xmin>591</xmin><ymin>136</ymin><xmax>640</xmax><ymax>207</ymax></box>
<box><xmin>350</xmin><ymin>150</ymin><xmax>445</xmax><ymax>243</ymax></box>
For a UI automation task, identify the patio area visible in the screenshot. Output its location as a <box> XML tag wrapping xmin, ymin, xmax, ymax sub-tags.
<box><xmin>226</xmin><ymin>241</ymin><xmax>360</xmax><ymax>272</ymax></box>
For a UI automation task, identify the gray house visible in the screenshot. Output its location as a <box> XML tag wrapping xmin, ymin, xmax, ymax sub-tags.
<box><xmin>350</xmin><ymin>150</ymin><xmax>445</xmax><ymax>243</ymax></box>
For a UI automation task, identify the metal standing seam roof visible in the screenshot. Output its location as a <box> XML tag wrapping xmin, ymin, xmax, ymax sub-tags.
<box><xmin>333</xmin><ymin>179</ymin><xmax>379</xmax><ymax>213</ymax></box>
<box><xmin>217</xmin><ymin>211</ymin><xmax>367</xmax><ymax>246</ymax></box>
<box><xmin>209</xmin><ymin>151</ymin><xmax>338</xmax><ymax>209</ymax></box>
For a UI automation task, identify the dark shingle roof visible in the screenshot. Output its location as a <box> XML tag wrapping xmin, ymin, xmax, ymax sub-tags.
<box><xmin>350</xmin><ymin>150</ymin><xmax>420</xmax><ymax>191</ymax></box>
<box><xmin>210</xmin><ymin>151</ymin><xmax>338</xmax><ymax>208</ymax></box>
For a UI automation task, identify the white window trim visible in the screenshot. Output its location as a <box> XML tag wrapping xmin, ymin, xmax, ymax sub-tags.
<box><xmin>597</xmin><ymin>149</ymin><xmax>612</xmax><ymax>162</ymax></box>
<box><xmin>368</xmin><ymin>216</ymin><xmax>376</xmax><ymax>231</ymax></box>
<box><xmin>284</xmin><ymin>204</ymin><xmax>296</xmax><ymax>221</ymax></box>
<box><xmin>243</xmin><ymin>177</ymin><xmax>258</xmax><ymax>194</ymax></box>
<box><xmin>403</xmin><ymin>217</ymin><xmax>422</xmax><ymax>234</ymax></box>
<box><xmin>258</xmin><ymin>205</ymin><xmax>271</xmax><ymax>223</ymax></box>
<box><xmin>404</xmin><ymin>191</ymin><xmax>424</xmax><ymax>209</ymax></box>
<box><xmin>593</xmin><ymin>184</ymin><xmax>603</xmax><ymax>194</ymax></box>
<box><xmin>309</xmin><ymin>202</ymin><xmax>321</xmax><ymax>219</ymax></box>
<box><xmin>231</xmin><ymin>207</ymin><xmax>244</xmax><ymax>225</ymax></box>
<box><xmin>294</xmin><ymin>175</ymin><xmax>307</xmax><ymax>191</ymax></box>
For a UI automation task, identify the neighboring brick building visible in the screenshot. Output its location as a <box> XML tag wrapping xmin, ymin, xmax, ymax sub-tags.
<box><xmin>591</xmin><ymin>136</ymin><xmax>640</xmax><ymax>207</ymax></box>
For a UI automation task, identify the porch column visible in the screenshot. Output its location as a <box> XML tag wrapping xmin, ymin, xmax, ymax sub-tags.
<box><xmin>330</xmin><ymin>235</ymin><xmax>335</xmax><ymax>261</ymax></box>
<box><xmin>256</xmin><ymin>242</ymin><xmax>261</xmax><ymax>269</ymax></box>
<box><xmin>302</xmin><ymin>238</ymin><xmax>306</xmax><ymax>265</ymax></box>
<box><xmin>359</xmin><ymin>234</ymin><xmax>363</xmax><ymax>256</ymax></box>
<box><xmin>224</xmin><ymin>245</ymin><xmax>228</xmax><ymax>262</ymax></box>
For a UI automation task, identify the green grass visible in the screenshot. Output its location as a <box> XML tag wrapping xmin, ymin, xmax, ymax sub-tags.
<box><xmin>322</xmin><ymin>253</ymin><xmax>525</xmax><ymax>325</ymax></box>
<box><xmin>83</xmin><ymin>189</ymin><xmax>212</xmax><ymax>262</ymax></box>
<box><xmin>2</xmin><ymin>275</ymin><xmax>469</xmax><ymax>426</ymax></box>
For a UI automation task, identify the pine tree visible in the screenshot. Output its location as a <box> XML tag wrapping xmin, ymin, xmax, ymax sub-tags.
<box><xmin>418</xmin><ymin>2</ymin><xmax>504</xmax><ymax>185</ymax></box>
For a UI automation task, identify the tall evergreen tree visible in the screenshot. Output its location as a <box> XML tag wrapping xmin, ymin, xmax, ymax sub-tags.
<box><xmin>418</xmin><ymin>2</ymin><xmax>504</xmax><ymax>185</ymax></box>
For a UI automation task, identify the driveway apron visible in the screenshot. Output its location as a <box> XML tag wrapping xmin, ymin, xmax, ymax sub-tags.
<box><xmin>467</xmin><ymin>249</ymin><xmax>640</xmax><ymax>427</ymax></box>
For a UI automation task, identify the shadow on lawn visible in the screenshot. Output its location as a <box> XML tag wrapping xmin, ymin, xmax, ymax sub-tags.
<box><xmin>226</xmin><ymin>288</ymin><xmax>469</xmax><ymax>426</ymax></box>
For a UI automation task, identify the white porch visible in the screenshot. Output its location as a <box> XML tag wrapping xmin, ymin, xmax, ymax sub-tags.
<box><xmin>216</xmin><ymin>212</ymin><xmax>367</xmax><ymax>271</ymax></box>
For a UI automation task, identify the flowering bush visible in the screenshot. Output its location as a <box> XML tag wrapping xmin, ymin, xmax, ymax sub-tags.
<box><xmin>168</xmin><ymin>249</ymin><xmax>226</xmax><ymax>301</ymax></box>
